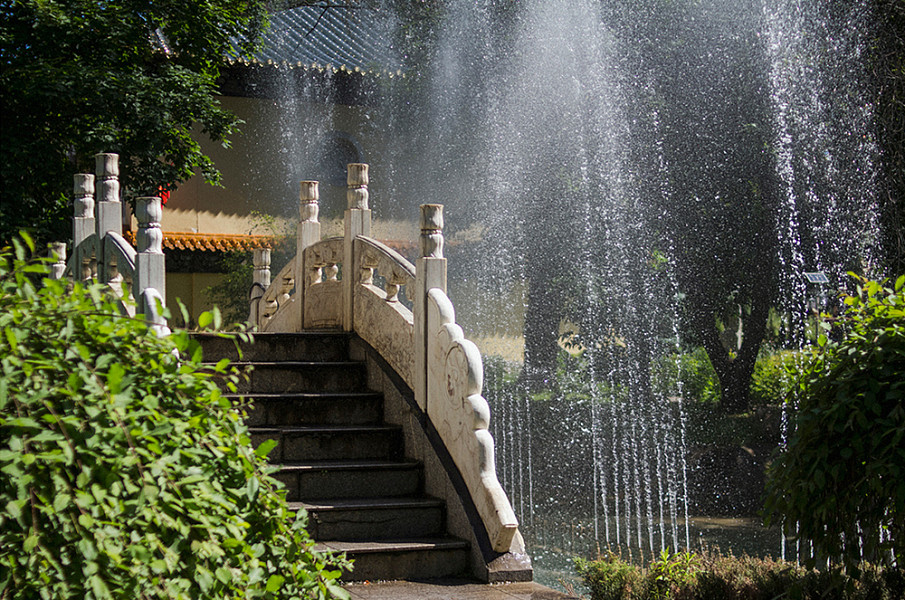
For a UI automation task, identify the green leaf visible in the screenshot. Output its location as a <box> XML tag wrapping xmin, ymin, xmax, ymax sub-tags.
<box><xmin>254</xmin><ymin>439</ymin><xmax>277</xmax><ymax>459</ymax></box>
<box><xmin>247</xmin><ymin>476</ymin><xmax>260</xmax><ymax>501</ymax></box>
<box><xmin>215</xmin><ymin>566</ymin><xmax>232</xmax><ymax>584</ymax></box>
<box><xmin>89</xmin><ymin>573</ymin><xmax>112</xmax><ymax>600</ymax></box>
<box><xmin>79</xmin><ymin>513</ymin><xmax>95</xmax><ymax>529</ymax></box>
<box><xmin>265</xmin><ymin>574</ymin><xmax>285</xmax><ymax>593</ymax></box>
<box><xmin>198</xmin><ymin>311</ymin><xmax>213</xmax><ymax>329</ymax></box>
<box><xmin>3</xmin><ymin>327</ymin><xmax>17</xmax><ymax>352</ymax></box>
<box><xmin>196</xmin><ymin>567</ymin><xmax>214</xmax><ymax>593</ymax></box>
<box><xmin>106</xmin><ymin>362</ymin><xmax>125</xmax><ymax>394</ymax></box>
<box><xmin>5</xmin><ymin>417</ymin><xmax>41</xmax><ymax>430</ymax></box>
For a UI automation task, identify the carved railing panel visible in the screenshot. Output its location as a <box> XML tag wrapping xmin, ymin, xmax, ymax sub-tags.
<box><xmin>103</xmin><ymin>231</ymin><xmax>137</xmax><ymax>314</ymax></box>
<box><xmin>66</xmin><ymin>234</ymin><xmax>99</xmax><ymax>282</ymax></box>
<box><xmin>302</xmin><ymin>237</ymin><xmax>343</xmax><ymax>328</ymax></box>
<box><xmin>259</xmin><ymin>256</ymin><xmax>296</xmax><ymax>330</ymax></box>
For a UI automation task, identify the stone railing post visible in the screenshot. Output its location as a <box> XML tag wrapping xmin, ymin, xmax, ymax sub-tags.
<box><xmin>49</xmin><ymin>243</ymin><xmax>67</xmax><ymax>280</ymax></box>
<box><xmin>73</xmin><ymin>173</ymin><xmax>96</xmax><ymax>282</ymax></box>
<box><xmin>249</xmin><ymin>247</ymin><xmax>271</xmax><ymax>327</ymax></box>
<box><xmin>297</xmin><ymin>181</ymin><xmax>320</xmax><ymax>330</ymax></box>
<box><xmin>95</xmin><ymin>153</ymin><xmax>121</xmax><ymax>283</ymax></box>
<box><xmin>343</xmin><ymin>163</ymin><xmax>371</xmax><ymax>331</ymax></box>
<box><xmin>414</xmin><ymin>204</ymin><xmax>447</xmax><ymax>412</ymax></box>
<box><xmin>134</xmin><ymin>196</ymin><xmax>165</xmax><ymax>304</ymax></box>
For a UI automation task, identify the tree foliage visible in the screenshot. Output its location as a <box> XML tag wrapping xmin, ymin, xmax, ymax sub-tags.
<box><xmin>872</xmin><ymin>0</ymin><xmax>905</xmax><ymax>277</ymax></box>
<box><xmin>0</xmin><ymin>0</ymin><xmax>269</xmax><ymax>247</ymax></box>
<box><xmin>0</xmin><ymin>236</ymin><xmax>349</xmax><ymax>599</ymax></box>
<box><xmin>764</xmin><ymin>274</ymin><xmax>905</xmax><ymax>572</ymax></box>
<box><xmin>597</xmin><ymin>0</ymin><xmax>781</xmax><ymax>413</ymax></box>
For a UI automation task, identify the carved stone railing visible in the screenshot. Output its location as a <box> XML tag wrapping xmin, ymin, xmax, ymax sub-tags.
<box><xmin>55</xmin><ymin>153</ymin><xmax>169</xmax><ymax>335</ymax></box>
<box><xmin>250</xmin><ymin>164</ymin><xmax>522</xmax><ymax>562</ymax></box>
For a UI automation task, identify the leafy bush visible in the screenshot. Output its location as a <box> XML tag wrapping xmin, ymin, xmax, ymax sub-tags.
<box><xmin>0</xmin><ymin>236</ymin><xmax>349</xmax><ymax>599</ymax></box>
<box><xmin>204</xmin><ymin>212</ymin><xmax>294</xmax><ymax>327</ymax></box>
<box><xmin>648</xmin><ymin>550</ymin><xmax>701</xmax><ymax>599</ymax></box>
<box><xmin>764</xmin><ymin>275</ymin><xmax>905</xmax><ymax>571</ymax></box>
<box><xmin>748</xmin><ymin>349</ymin><xmax>802</xmax><ymax>406</ymax></box>
<box><xmin>575</xmin><ymin>549</ymin><xmax>904</xmax><ymax>600</ymax></box>
<box><xmin>652</xmin><ymin>348</ymin><xmax>721</xmax><ymax>404</ymax></box>
<box><xmin>574</xmin><ymin>551</ymin><xmax>646</xmax><ymax>600</ymax></box>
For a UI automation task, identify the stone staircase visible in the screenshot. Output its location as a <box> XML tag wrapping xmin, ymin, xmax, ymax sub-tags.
<box><xmin>196</xmin><ymin>331</ymin><xmax>471</xmax><ymax>581</ymax></box>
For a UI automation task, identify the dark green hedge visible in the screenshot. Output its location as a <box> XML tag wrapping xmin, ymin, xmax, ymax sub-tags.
<box><xmin>575</xmin><ymin>549</ymin><xmax>904</xmax><ymax>600</ymax></box>
<box><xmin>764</xmin><ymin>275</ymin><xmax>905</xmax><ymax>571</ymax></box>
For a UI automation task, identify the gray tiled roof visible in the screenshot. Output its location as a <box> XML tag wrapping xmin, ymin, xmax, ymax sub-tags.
<box><xmin>234</xmin><ymin>4</ymin><xmax>401</xmax><ymax>75</ymax></box>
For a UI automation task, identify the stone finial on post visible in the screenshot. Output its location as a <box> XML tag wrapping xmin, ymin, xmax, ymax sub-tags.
<box><xmin>95</xmin><ymin>153</ymin><xmax>121</xmax><ymax>237</ymax></box>
<box><xmin>249</xmin><ymin>247</ymin><xmax>272</xmax><ymax>327</ymax></box>
<box><xmin>420</xmin><ymin>204</ymin><xmax>445</xmax><ymax>260</ymax></box>
<box><xmin>414</xmin><ymin>203</ymin><xmax>448</xmax><ymax>412</ymax></box>
<box><xmin>73</xmin><ymin>174</ymin><xmax>96</xmax><ymax>282</ymax></box>
<box><xmin>297</xmin><ymin>181</ymin><xmax>320</xmax><ymax>330</ymax></box>
<box><xmin>343</xmin><ymin>163</ymin><xmax>371</xmax><ymax>331</ymax></box>
<box><xmin>49</xmin><ymin>243</ymin><xmax>67</xmax><ymax>280</ymax></box>
<box><xmin>134</xmin><ymin>196</ymin><xmax>165</xmax><ymax>304</ymax></box>
<box><xmin>347</xmin><ymin>163</ymin><xmax>369</xmax><ymax>210</ymax></box>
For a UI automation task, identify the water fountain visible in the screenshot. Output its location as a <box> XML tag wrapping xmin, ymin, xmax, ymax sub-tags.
<box><xmin>260</xmin><ymin>0</ymin><xmax>885</xmax><ymax>589</ymax></box>
<box><xmin>374</xmin><ymin>0</ymin><xmax>883</xmax><ymax>585</ymax></box>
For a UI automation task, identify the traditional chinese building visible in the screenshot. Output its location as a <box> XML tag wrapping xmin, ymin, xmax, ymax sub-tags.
<box><xmin>157</xmin><ymin>5</ymin><xmax>412</xmax><ymax>321</ymax></box>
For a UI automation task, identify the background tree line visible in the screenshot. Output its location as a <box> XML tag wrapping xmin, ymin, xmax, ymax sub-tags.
<box><xmin>388</xmin><ymin>0</ymin><xmax>904</xmax><ymax>413</ymax></box>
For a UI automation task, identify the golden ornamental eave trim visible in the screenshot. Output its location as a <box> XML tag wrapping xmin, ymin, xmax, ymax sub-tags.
<box><xmin>125</xmin><ymin>231</ymin><xmax>419</xmax><ymax>254</ymax></box>
<box><xmin>125</xmin><ymin>231</ymin><xmax>278</xmax><ymax>252</ymax></box>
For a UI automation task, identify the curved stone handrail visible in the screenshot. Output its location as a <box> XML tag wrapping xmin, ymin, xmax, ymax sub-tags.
<box><xmin>356</xmin><ymin>236</ymin><xmax>416</xmax><ymax>303</ymax></box>
<box><xmin>427</xmin><ymin>289</ymin><xmax>519</xmax><ymax>552</ymax></box>
<box><xmin>259</xmin><ymin>255</ymin><xmax>296</xmax><ymax>329</ymax></box>
<box><xmin>104</xmin><ymin>231</ymin><xmax>136</xmax><ymax>284</ymax></box>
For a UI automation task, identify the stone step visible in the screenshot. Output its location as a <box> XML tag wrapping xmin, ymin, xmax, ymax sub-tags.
<box><xmin>232</xmin><ymin>361</ymin><xmax>367</xmax><ymax>394</ymax></box>
<box><xmin>196</xmin><ymin>331</ymin><xmax>477</xmax><ymax>582</ymax></box>
<box><xmin>314</xmin><ymin>538</ymin><xmax>471</xmax><ymax>582</ymax></box>
<box><xmin>193</xmin><ymin>331</ymin><xmax>350</xmax><ymax>362</ymax></box>
<box><xmin>237</xmin><ymin>393</ymin><xmax>384</xmax><ymax>427</ymax></box>
<box><xmin>250</xmin><ymin>425</ymin><xmax>404</xmax><ymax>462</ymax></box>
<box><xmin>274</xmin><ymin>460</ymin><xmax>423</xmax><ymax>500</ymax></box>
<box><xmin>295</xmin><ymin>497</ymin><xmax>445</xmax><ymax>540</ymax></box>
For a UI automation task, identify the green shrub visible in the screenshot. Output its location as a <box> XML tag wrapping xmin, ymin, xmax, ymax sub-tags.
<box><xmin>574</xmin><ymin>552</ymin><xmax>646</xmax><ymax>600</ymax></box>
<box><xmin>0</xmin><ymin>236</ymin><xmax>349</xmax><ymax>599</ymax></box>
<box><xmin>575</xmin><ymin>549</ymin><xmax>904</xmax><ymax>600</ymax></box>
<box><xmin>203</xmin><ymin>212</ymin><xmax>294</xmax><ymax>327</ymax></box>
<box><xmin>648</xmin><ymin>549</ymin><xmax>701</xmax><ymax>599</ymax></box>
<box><xmin>652</xmin><ymin>348</ymin><xmax>721</xmax><ymax>404</ymax></box>
<box><xmin>749</xmin><ymin>349</ymin><xmax>803</xmax><ymax>406</ymax></box>
<box><xmin>764</xmin><ymin>274</ymin><xmax>905</xmax><ymax>571</ymax></box>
